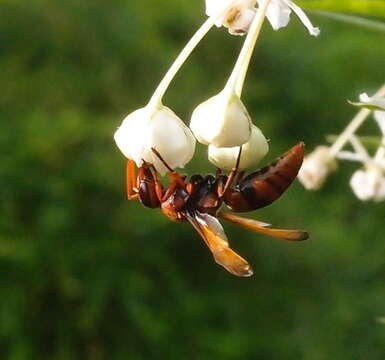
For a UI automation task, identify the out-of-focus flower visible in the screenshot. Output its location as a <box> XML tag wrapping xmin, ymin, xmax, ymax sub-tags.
<box><xmin>374</xmin><ymin>110</ymin><xmax>385</xmax><ymax>135</ymax></box>
<box><xmin>350</xmin><ymin>165</ymin><xmax>385</xmax><ymax>202</ymax></box>
<box><xmin>258</xmin><ymin>0</ymin><xmax>320</xmax><ymax>36</ymax></box>
<box><xmin>298</xmin><ymin>146</ymin><xmax>337</xmax><ymax>190</ymax></box>
<box><xmin>205</xmin><ymin>0</ymin><xmax>257</xmax><ymax>35</ymax></box>
<box><xmin>358</xmin><ymin>93</ymin><xmax>385</xmax><ymax>111</ymax></box>
<box><xmin>208</xmin><ymin>124</ymin><xmax>268</xmax><ymax>170</ymax></box>
<box><xmin>190</xmin><ymin>90</ymin><xmax>252</xmax><ymax>147</ymax></box>
<box><xmin>114</xmin><ymin>105</ymin><xmax>196</xmax><ymax>175</ymax></box>
<box><xmin>206</xmin><ymin>0</ymin><xmax>320</xmax><ymax>36</ymax></box>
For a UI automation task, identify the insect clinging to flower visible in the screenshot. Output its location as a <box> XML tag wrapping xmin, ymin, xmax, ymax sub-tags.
<box><xmin>123</xmin><ymin>143</ymin><xmax>308</xmax><ymax>277</ymax></box>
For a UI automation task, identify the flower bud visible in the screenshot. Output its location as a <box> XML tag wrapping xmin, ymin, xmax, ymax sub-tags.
<box><xmin>190</xmin><ymin>91</ymin><xmax>252</xmax><ymax>148</ymax></box>
<box><xmin>297</xmin><ymin>146</ymin><xmax>337</xmax><ymax>190</ymax></box>
<box><xmin>114</xmin><ymin>105</ymin><xmax>196</xmax><ymax>175</ymax></box>
<box><xmin>208</xmin><ymin>125</ymin><xmax>268</xmax><ymax>170</ymax></box>
<box><xmin>205</xmin><ymin>0</ymin><xmax>257</xmax><ymax>35</ymax></box>
<box><xmin>350</xmin><ymin>165</ymin><xmax>385</xmax><ymax>202</ymax></box>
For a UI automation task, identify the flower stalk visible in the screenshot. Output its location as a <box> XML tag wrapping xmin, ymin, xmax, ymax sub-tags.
<box><xmin>329</xmin><ymin>83</ymin><xmax>385</xmax><ymax>157</ymax></box>
<box><xmin>147</xmin><ymin>0</ymin><xmax>237</xmax><ymax>114</ymax></box>
<box><xmin>189</xmin><ymin>0</ymin><xmax>272</xmax><ymax>150</ymax></box>
<box><xmin>224</xmin><ymin>0</ymin><xmax>272</xmax><ymax>98</ymax></box>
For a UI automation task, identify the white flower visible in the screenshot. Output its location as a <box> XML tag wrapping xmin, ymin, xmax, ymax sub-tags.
<box><xmin>190</xmin><ymin>90</ymin><xmax>252</xmax><ymax>147</ymax></box>
<box><xmin>114</xmin><ymin>105</ymin><xmax>196</xmax><ymax>175</ymax></box>
<box><xmin>298</xmin><ymin>146</ymin><xmax>337</xmax><ymax>190</ymax></box>
<box><xmin>208</xmin><ymin>125</ymin><xmax>268</xmax><ymax>170</ymax></box>
<box><xmin>259</xmin><ymin>0</ymin><xmax>320</xmax><ymax>36</ymax></box>
<box><xmin>205</xmin><ymin>0</ymin><xmax>257</xmax><ymax>35</ymax></box>
<box><xmin>350</xmin><ymin>165</ymin><xmax>385</xmax><ymax>202</ymax></box>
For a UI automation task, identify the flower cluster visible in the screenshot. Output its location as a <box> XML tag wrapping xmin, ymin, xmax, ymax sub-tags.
<box><xmin>114</xmin><ymin>0</ymin><xmax>319</xmax><ymax>175</ymax></box>
<box><xmin>206</xmin><ymin>0</ymin><xmax>319</xmax><ymax>36</ymax></box>
<box><xmin>298</xmin><ymin>85</ymin><xmax>385</xmax><ymax>202</ymax></box>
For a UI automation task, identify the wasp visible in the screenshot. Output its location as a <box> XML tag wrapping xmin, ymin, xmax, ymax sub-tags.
<box><xmin>125</xmin><ymin>143</ymin><xmax>308</xmax><ymax>277</ymax></box>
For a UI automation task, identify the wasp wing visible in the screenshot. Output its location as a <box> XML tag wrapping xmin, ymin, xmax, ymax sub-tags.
<box><xmin>186</xmin><ymin>211</ymin><xmax>253</xmax><ymax>277</ymax></box>
<box><xmin>218</xmin><ymin>211</ymin><xmax>309</xmax><ymax>241</ymax></box>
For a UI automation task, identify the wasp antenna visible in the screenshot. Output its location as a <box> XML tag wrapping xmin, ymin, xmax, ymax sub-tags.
<box><xmin>235</xmin><ymin>146</ymin><xmax>242</xmax><ymax>170</ymax></box>
<box><xmin>151</xmin><ymin>147</ymin><xmax>174</xmax><ymax>172</ymax></box>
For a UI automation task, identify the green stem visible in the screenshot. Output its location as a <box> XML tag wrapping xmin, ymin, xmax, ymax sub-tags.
<box><xmin>147</xmin><ymin>0</ymin><xmax>236</xmax><ymax>113</ymax></box>
<box><xmin>223</xmin><ymin>0</ymin><xmax>272</xmax><ymax>98</ymax></box>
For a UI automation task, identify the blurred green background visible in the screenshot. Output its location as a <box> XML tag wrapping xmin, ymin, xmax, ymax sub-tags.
<box><xmin>1</xmin><ymin>0</ymin><xmax>385</xmax><ymax>359</ymax></box>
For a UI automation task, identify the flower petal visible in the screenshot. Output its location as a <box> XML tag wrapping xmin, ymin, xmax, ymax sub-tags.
<box><xmin>284</xmin><ymin>0</ymin><xmax>320</xmax><ymax>36</ymax></box>
<box><xmin>208</xmin><ymin>125</ymin><xmax>269</xmax><ymax>170</ymax></box>
<box><xmin>205</xmin><ymin>0</ymin><xmax>228</xmax><ymax>27</ymax></box>
<box><xmin>263</xmin><ymin>0</ymin><xmax>291</xmax><ymax>30</ymax></box>
<box><xmin>114</xmin><ymin>108</ymin><xmax>150</xmax><ymax>166</ymax></box>
<box><xmin>144</xmin><ymin>107</ymin><xmax>196</xmax><ymax>174</ymax></box>
<box><xmin>114</xmin><ymin>106</ymin><xmax>195</xmax><ymax>175</ymax></box>
<box><xmin>190</xmin><ymin>91</ymin><xmax>252</xmax><ymax>147</ymax></box>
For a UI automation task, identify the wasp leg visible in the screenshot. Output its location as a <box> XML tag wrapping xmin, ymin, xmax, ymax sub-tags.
<box><xmin>151</xmin><ymin>147</ymin><xmax>187</xmax><ymax>191</ymax></box>
<box><xmin>159</xmin><ymin>180</ymin><xmax>180</xmax><ymax>202</ymax></box>
<box><xmin>126</xmin><ymin>160</ymin><xmax>139</xmax><ymax>200</ymax></box>
<box><xmin>147</xmin><ymin>164</ymin><xmax>164</xmax><ymax>203</ymax></box>
<box><xmin>235</xmin><ymin>170</ymin><xmax>245</xmax><ymax>184</ymax></box>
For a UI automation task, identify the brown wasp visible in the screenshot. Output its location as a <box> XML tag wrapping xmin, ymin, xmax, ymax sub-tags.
<box><xmin>125</xmin><ymin>142</ymin><xmax>308</xmax><ymax>277</ymax></box>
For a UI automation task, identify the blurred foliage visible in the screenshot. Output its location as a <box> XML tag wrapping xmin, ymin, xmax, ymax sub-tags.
<box><xmin>1</xmin><ymin>0</ymin><xmax>385</xmax><ymax>359</ymax></box>
<box><xmin>298</xmin><ymin>0</ymin><xmax>385</xmax><ymax>18</ymax></box>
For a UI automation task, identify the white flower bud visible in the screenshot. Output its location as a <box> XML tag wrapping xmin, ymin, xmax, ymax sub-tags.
<box><xmin>298</xmin><ymin>146</ymin><xmax>337</xmax><ymax>190</ymax></box>
<box><xmin>350</xmin><ymin>165</ymin><xmax>385</xmax><ymax>202</ymax></box>
<box><xmin>205</xmin><ymin>0</ymin><xmax>257</xmax><ymax>35</ymax></box>
<box><xmin>208</xmin><ymin>125</ymin><xmax>268</xmax><ymax>170</ymax></box>
<box><xmin>190</xmin><ymin>91</ymin><xmax>252</xmax><ymax>148</ymax></box>
<box><xmin>114</xmin><ymin>106</ymin><xmax>196</xmax><ymax>175</ymax></box>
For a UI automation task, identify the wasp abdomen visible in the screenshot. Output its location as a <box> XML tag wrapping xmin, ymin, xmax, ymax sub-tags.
<box><xmin>224</xmin><ymin>143</ymin><xmax>304</xmax><ymax>212</ymax></box>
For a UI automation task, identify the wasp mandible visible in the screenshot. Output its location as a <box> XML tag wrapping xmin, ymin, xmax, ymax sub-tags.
<box><xmin>125</xmin><ymin>143</ymin><xmax>308</xmax><ymax>277</ymax></box>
